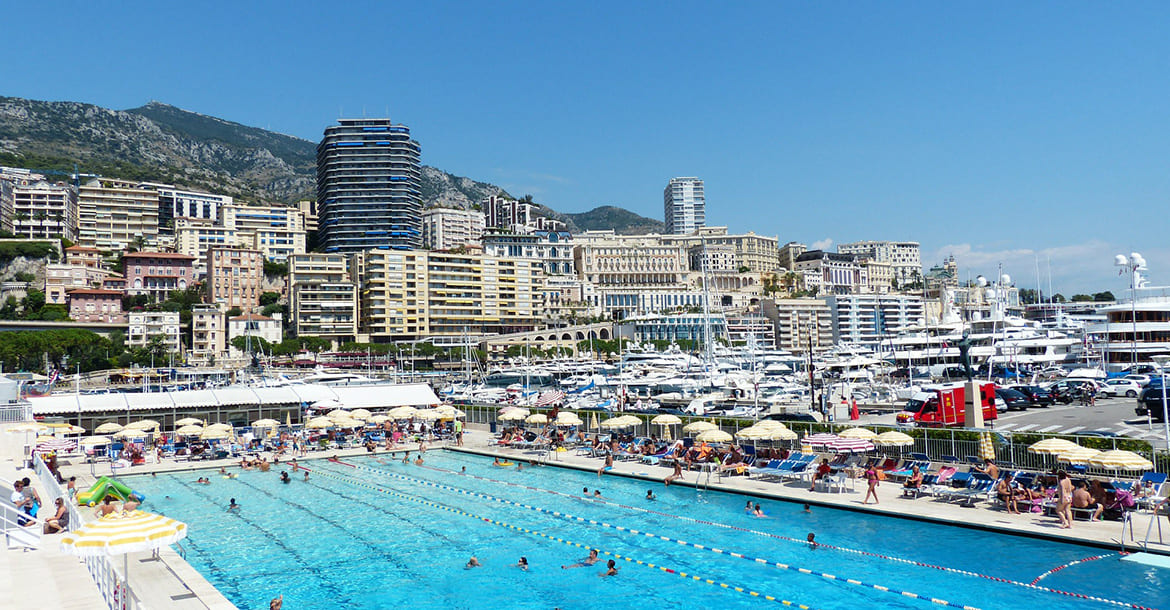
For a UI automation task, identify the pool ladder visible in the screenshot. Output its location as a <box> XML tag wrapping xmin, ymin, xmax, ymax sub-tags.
<box><xmin>695</xmin><ymin>465</ymin><xmax>713</xmax><ymax>503</ymax></box>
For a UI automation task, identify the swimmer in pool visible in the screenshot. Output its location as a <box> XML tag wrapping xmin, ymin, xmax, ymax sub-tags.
<box><xmin>562</xmin><ymin>549</ymin><xmax>600</xmax><ymax>569</ymax></box>
<box><xmin>753</xmin><ymin>503</ymin><xmax>767</xmax><ymax>518</ymax></box>
<box><xmin>593</xmin><ymin>490</ymin><xmax>602</xmax><ymax>498</ymax></box>
<box><xmin>493</xmin><ymin>457</ymin><xmax>503</xmax><ymax>466</ymax></box>
<box><xmin>514</xmin><ymin>556</ymin><xmax>528</xmax><ymax>571</ymax></box>
<box><xmin>804</xmin><ymin>504</ymin><xmax>811</xmax><ymax>513</ymax></box>
<box><xmin>461</xmin><ymin>466</ymin><xmax>466</xmax><ymax>473</ymax></box>
<box><xmin>303</xmin><ymin>471</ymin><xmax>310</xmax><ymax>482</ymax></box>
<box><xmin>402</xmin><ymin>452</ymin><xmax>410</xmax><ymax>464</ymax></box>
<box><xmin>414</xmin><ymin>456</ymin><xmax>424</xmax><ymax>466</ymax></box>
<box><xmin>228</xmin><ymin>498</ymin><xmax>239</xmax><ymax>511</ymax></box>
<box><xmin>280</xmin><ymin>471</ymin><xmax>290</xmax><ymax>484</ymax></box>
<box><xmin>601</xmin><ymin>559</ymin><xmax>618</xmax><ymax>577</ymax></box>
<box><xmin>646</xmin><ymin>490</ymin><xmax>656</xmax><ymax>501</ymax></box>
<box><xmin>807</xmin><ymin>533</ymin><xmax>817</xmax><ymax>549</ymax></box>
<box><xmin>466</xmin><ymin>556</ymin><xmax>481</xmax><ymax>568</ymax></box>
<box><xmin>745</xmin><ymin>500</ymin><xmax>754</xmax><ymax>513</ymax></box>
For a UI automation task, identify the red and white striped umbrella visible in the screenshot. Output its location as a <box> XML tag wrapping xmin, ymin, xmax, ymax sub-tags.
<box><xmin>36</xmin><ymin>438</ymin><xmax>77</xmax><ymax>453</ymax></box>
<box><xmin>535</xmin><ymin>390</ymin><xmax>565</xmax><ymax>407</ymax></box>
<box><xmin>801</xmin><ymin>433</ymin><xmax>840</xmax><ymax>447</ymax></box>
<box><xmin>827</xmin><ymin>437</ymin><xmax>874</xmax><ymax>453</ymax></box>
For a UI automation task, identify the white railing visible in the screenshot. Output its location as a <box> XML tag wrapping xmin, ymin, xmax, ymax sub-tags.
<box><xmin>0</xmin><ymin>491</ymin><xmax>41</xmax><ymax>550</ymax></box>
<box><xmin>33</xmin><ymin>454</ymin><xmax>143</xmax><ymax>610</ymax></box>
<box><xmin>0</xmin><ymin>403</ymin><xmax>32</xmax><ymax>422</ymax></box>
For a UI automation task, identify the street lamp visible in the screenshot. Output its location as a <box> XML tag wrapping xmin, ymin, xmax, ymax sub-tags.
<box><xmin>1114</xmin><ymin>253</ymin><xmax>1147</xmax><ymax>365</ymax></box>
<box><xmin>1152</xmin><ymin>355</ymin><xmax>1170</xmax><ymax>451</ymax></box>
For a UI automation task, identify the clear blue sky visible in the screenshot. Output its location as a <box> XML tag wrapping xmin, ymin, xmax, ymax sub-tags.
<box><xmin>3</xmin><ymin>2</ymin><xmax>1167</xmax><ymax>295</ymax></box>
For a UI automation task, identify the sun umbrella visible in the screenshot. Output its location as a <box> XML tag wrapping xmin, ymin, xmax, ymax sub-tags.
<box><xmin>499</xmin><ymin>409</ymin><xmax>530</xmax><ymax>422</ymax></box>
<box><xmin>61</xmin><ymin>510</ymin><xmax>188</xmax><ymax>603</ymax></box>
<box><xmin>199</xmin><ymin>428</ymin><xmax>231</xmax><ymax>440</ymax></box>
<box><xmin>327</xmin><ymin>409</ymin><xmax>352</xmax><ymax>420</ymax></box>
<box><xmin>766</xmin><ymin>428</ymin><xmax>799</xmax><ymax>441</ymax></box>
<box><xmin>753</xmin><ymin>420</ymin><xmax>789</xmax><ymax>430</ymax></box>
<box><xmin>1027</xmin><ymin>438</ymin><xmax>1081</xmax><ymax>455</ymax></box>
<box><xmin>683</xmin><ymin>421</ymin><xmax>717</xmax><ymax>434</ymax></box>
<box><xmin>735</xmin><ymin>426</ymin><xmax>770</xmax><ymax>440</ymax></box>
<box><xmin>43</xmin><ymin>423</ymin><xmax>86</xmax><ymax>435</ymax></box>
<box><xmin>367</xmin><ymin>415</ymin><xmax>390</xmax><ymax>424</ymax></box>
<box><xmin>305</xmin><ymin>417</ymin><xmax>335</xmax><ymax>430</ymax></box>
<box><xmin>95</xmin><ymin>422</ymin><xmax>124</xmax><ymax>434</ymax></box>
<box><xmin>1087</xmin><ymin>450</ymin><xmax>1154</xmax><ymax>471</ymax></box>
<box><xmin>175</xmin><ymin>425</ymin><xmax>204</xmax><ymax>436</ymax></box>
<box><xmin>1056</xmin><ymin>447</ymin><xmax>1103</xmax><ymax>465</ymax></box>
<box><xmin>251</xmin><ymin>419</ymin><xmax>281</xmax><ymax>428</ymax></box>
<box><xmin>205</xmin><ymin>423</ymin><xmax>233</xmax><ymax>431</ymax></box>
<box><xmin>695</xmin><ymin>429</ymin><xmax>733</xmax><ymax>444</ymax></box>
<box><xmin>838</xmin><ymin>427</ymin><xmax>877</xmax><ymax>440</ymax></box>
<box><xmin>36</xmin><ymin>438</ymin><xmax>77</xmax><ymax>453</ymax></box>
<box><xmin>435</xmin><ymin>405</ymin><xmax>466</xmax><ymax>418</ymax></box>
<box><xmin>651</xmin><ymin>414</ymin><xmax>682</xmax><ymax>426</ymax></box>
<box><xmin>125</xmin><ymin>420</ymin><xmax>160</xmax><ymax>431</ymax></box>
<box><xmin>802</xmin><ymin>433</ymin><xmax>840</xmax><ymax>447</ymax></box>
<box><xmin>113</xmin><ymin>429</ymin><xmax>146</xmax><ymax>440</ymax></box>
<box><xmin>978</xmin><ymin>432</ymin><xmax>996</xmax><ymax>461</ymax></box>
<box><xmin>388</xmin><ymin>406</ymin><xmax>418</xmax><ymax>419</ymax></box>
<box><xmin>525</xmin><ymin>413</ymin><xmax>548</xmax><ymax>425</ymax></box>
<box><xmin>349</xmin><ymin>409</ymin><xmax>372</xmax><ymax>420</ymax></box>
<box><xmin>601</xmin><ymin>416</ymin><xmax>636</xmax><ymax>429</ymax></box>
<box><xmin>7</xmin><ymin>421</ymin><xmax>45</xmax><ymax>433</ymax></box>
<box><xmin>827</xmin><ymin>437</ymin><xmax>874</xmax><ymax>453</ymax></box>
<box><xmin>873</xmin><ymin>431</ymin><xmax>914</xmax><ymax>447</ymax></box>
<box><xmin>412</xmin><ymin>410</ymin><xmax>443</xmax><ymax>421</ymax></box>
<box><xmin>80</xmin><ymin>436</ymin><xmax>111</xmax><ymax>447</ymax></box>
<box><xmin>555</xmin><ymin>412</ymin><xmax>583</xmax><ymax>426</ymax></box>
<box><xmin>174</xmin><ymin>417</ymin><xmax>203</xmax><ymax>427</ymax></box>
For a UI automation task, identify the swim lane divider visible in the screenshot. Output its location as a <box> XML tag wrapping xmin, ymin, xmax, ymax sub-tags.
<box><xmin>308</xmin><ymin>463</ymin><xmax>819</xmax><ymax>610</ymax></box>
<box><xmin>319</xmin><ymin>460</ymin><xmax>981</xmax><ymax>610</ymax></box>
<box><xmin>408</xmin><ymin>461</ymin><xmax>1155</xmax><ymax>610</ymax></box>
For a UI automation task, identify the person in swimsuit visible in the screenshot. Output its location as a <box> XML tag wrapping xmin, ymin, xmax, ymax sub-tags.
<box><xmin>228</xmin><ymin>498</ymin><xmax>240</xmax><ymax>511</ymax></box>
<box><xmin>43</xmin><ymin>497</ymin><xmax>69</xmax><ymax>534</ymax></box>
<box><xmin>562</xmin><ymin>549</ymin><xmax>600</xmax><ymax>569</ymax></box>
<box><xmin>1056</xmin><ymin>470</ymin><xmax>1073</xmax><ymax>529</ymax></box>
<box><xmin>597</xmin><ymin>453</ymin><xmax>613</xmax><ymax>477</ymax></box>
<box><xmin>514</xmin><ymin>556</ymin><xmax>528</xmax><ymax>571</ymax></box>
<box><xmin>601</xmin><ymin>559</ymin><xmax>618</xmax><ymax>576</ymax></box>
<box><xmin>863</xmin><ymin>465</ymin><xmax>880</xmax><ymax>505</ymax></box>
<box><xmin>997</xmin><ymin>473</ymin><xmax>1020</xmax><ymax>514</ymax></box>
<box><xmin>466</xmin><ymin>556</ymin><xmax>481</xmax><ymax>568</ymax></box>
<box><xmin>664</xmin><ymin>460</ymin><xmax>683</xmax><ymax>486</ymax></box>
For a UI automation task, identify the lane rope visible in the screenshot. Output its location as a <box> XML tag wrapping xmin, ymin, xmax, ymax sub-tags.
<box><xmin>322</xmin><ymin>459</ymin><xmax>981</xmax><ymax>610</ymax></box>
<box><xmin>308</xmin><ymin>462</ymin><xmax>819</xmax><ymax>609</ymax></box>
<box><xmin>1031</xmin><ymin>554</ymin><xmax>1114</xmax><ymax>585</ymax></box>
<box><xmin>409</xmin><ymin>460</ymin><xmax>1155</xmax><ymax>610</ymax></box>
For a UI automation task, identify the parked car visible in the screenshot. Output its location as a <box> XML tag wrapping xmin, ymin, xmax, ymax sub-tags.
<box><xmin>1101</xmin><ymin>378</ymin><xmax>1142</xmax><ymax>398</ymax></box>
<box><xmin>1045</xmin><ymin>379</ymin><xmax>1105</xmax><ymax>404</ymax></box>
<box><xmin>1137</xmin><ymin>385</ymin><xmax>1170</xmax><ymax>422</ymax></box>
<box><xmin>994</xmin><ymin>387</ymin><xmax>1030</xmax><ymax>411</ymax></box>
<box><xmin>1008</xmin><ymin>385</ymin><xmax>1054</xmax><ymax>407</ymax></box>
<box><xmin>1123</xmin><ymin>374</ymin><xmax>1153</xmax><ymax>387</ymax></box>
<box><xmin>763</xmin><ymin>411</ymin><xmax>823</xmax><ymax>423</ymax></box>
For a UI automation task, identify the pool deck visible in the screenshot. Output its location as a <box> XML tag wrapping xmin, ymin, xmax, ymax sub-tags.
<box><xmin>3</xmin><ymin>423</ymin><xmax>1169</xmax><ymax>609</ymax></box>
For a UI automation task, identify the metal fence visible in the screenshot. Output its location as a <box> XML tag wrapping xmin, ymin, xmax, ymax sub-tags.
<box><xmin>33</xmin><ymin>453</ymin><xmax>143</xmax><ymax>610</ymax></box>
<box><xmin>460</xmin><ymin>403</ymin><xmax>1169</xmax><ymax>478</ymax></box>
<box><xmin>0</xmin><ymin>403</ymin><xmax>31</xmax><ymax>423</ymax></box>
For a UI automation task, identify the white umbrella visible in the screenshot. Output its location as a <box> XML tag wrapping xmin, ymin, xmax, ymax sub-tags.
<box><xmin>199</xmin><ymin>428</ymin><xmax>231</xmax><ymax>440</ymax></box>
<box><xmin>683</xmin><ymin>421</ymin><xmax>717</xmax><ymax>434</ymax></box>
<box><xmin>838</xmin><ymin>427</ymin><xmax>877</xmax><ymax>440</ymax></box>
<box><xmin>367</xmin><ymin>415</ymin><xmax>391</xmax><ymax>424</ymax></box>
<box><xmin>205</xmin><ymin>423</ymin><xmax>233</xmax><ymax>432</ymax></box>
<box><xmin>113</xmin><ymin>429</ymin><xmax>146</xmax><ymax>440</ymax></box>
<box><xmin>305</xmin><ymin>418</ymin><xmax>335</xmax><ymax>430</ymax></box>
<box><xmin>388</xmin><ymin>406</ymin><xmax>418</xmax><ymax>419</ymax></box>
<box><xmin>174</xmin><ymin>417</ymin><xmax>203</xmax><ymax>427</ymax></box>
<box><xmin>765</xmin><ymin>428</ymin><xmax>798</xmax><ymax>441</ymax></box>
<box><xmin>650</xmin><ymin>414</ymin><xmax>682</xmax><ymax>425</ymax></box>
<box><xmin>349</xmin><ymin>409</ymin><xmax>372</xmax><ymax>420</ymax></box>
<box><xmin>327</xmin><ymin>409</ymin><xmax>352</xmax><ymax>421</ymax></box>
<box><xmin>175</xmin><ymin>425</ymin><xmax>204</xmax><ymax>436</ymax></box>
<box><xmin>251</xmin><ymin>419</ymin><xmax>281</xmax><ymax>428</ymax></box>
<box><xmin>525</xmin><ymin>413</ymin><xmax>548</xmax><ymax>425</ymax></box>
<box><xmin>695</xmin><ymin>429</ymin><xmax>733</xmax><ymax>444</ymax></box>
<box><xmin>125</xmin><ymin>420</ymin><xmax>160</xmax><ymax>431</ymax></box>
<box><xmin>7</xmin><ymin>421</ymin><xmax>45</xmax><ymax>433</ymax></box>
<box><xmin>80</xmin><ymin>435</ymin><xmax>112</xmax><ymax>447</ymax></box>
<box><xmin>873</xmin><ymin>431</ymin><xmax>915</xmax><ymax>447</ymax></box>
<box><xmin>555</xmin><ymin>412</ymin><xmax>583</xmax><ymax>427</ymax></box>
<box><xmin>499</xmin><ymin>409</ymin><xmax>530</xmax><ymax>422</ymax></box>
<box><xmin>61</xmin><ymin>511</ymin><xmax>187</xmax><ymax>604</ymax></box>
<box><xmin>95</xmin><ymin>422</ymin><xmax>124</xmax><ymax>434</ymax></box>
<box><xmin>1087</xmin><ymin>450</ymin><xmax>1154</xmax><ymax>471</ymax></box>
<box><xmin>413</xmin><ymin>410</ymin><xmax>443</xmax><ymax>421</ymax></box>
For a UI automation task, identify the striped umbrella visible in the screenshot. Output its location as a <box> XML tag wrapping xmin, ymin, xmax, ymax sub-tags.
<box><xmin>535</xmin><ymin>390</ymin><xmax>566</xmax><ymax>407</ymax></box>
<box><xmin>1087</xmin><ymin>450</ymin><xmax>1154</xmax><ymax>471</ymax></box>
<box><xmin>838</xmin><ymin>427</ymin><xmax>877</xmax><ymax>440</ymax></box>
<box><xmin>61</xmin><ymin>510</ymin><xmax>188</xmax><ymax>601</ymax></box>
<box><xmin>802</xmin><ymin>433</ymin><xmax>840</xmax><ymax>448</ymax></box>
<box><xmin>35</xmin><ymin>437</ymin><xmax>77</xmax><ymax>453</ymax></box>
<box><xmin>1027</xmin><ymin>438</ymin><xmax>1081</xmax><ymax>456</ymax></box>
<box><xmin>978</xmin><ymin>432</ymin><xmax>996</xmax><ymax>461</ymax></box>
<box><xmin>827</xmin><ymin>437</ymin><xmax>874</xmax><ymax>453</ymax></box>
<box><xmin>874</xmin><ymin>431</ymin><xmax>914</xmax><ymax>447</ymax></box>
<box><xmin>1056</xmin><ymin>447</ymin><xmax>1103</xmax><ymax>465</ymax></box>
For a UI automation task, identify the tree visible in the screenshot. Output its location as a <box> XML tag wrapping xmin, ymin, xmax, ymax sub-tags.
<box><xmin>1071</xmin><ymin>294</ymin><xmax>1093</xmax><ymax>302</ymax></box>
<box><xmin>231</xmin><ymin>335</ymin><xmax>272</xmax><ymax>354</ymax></box>
<box><xmin>1052</xmin><ymin>294</ymin><xmax>1067</xmax><ymax>303</ymax></box>
<box><xmin>1093</xmin><ymin>291</ymin><xmax>1115</xmax><ymax>302</ymax></box>
<box><xmin>21</xmin><ymin>288</ymin><xmax>45</xmax><ymax>317</ymax></box>
<box><xmin>0</xmin><ymin>296</ymin><xmax>17</xmax><ymax>320</ymax></box>
<box><xmin>259</xmin><ymin>291</ymin><xmax>281</xmax><ymax>307</ymax></box>
<box><xmin>226</xmin><ymin>307</ymin><xmax>243</xmax><ymax>317</ymax></box>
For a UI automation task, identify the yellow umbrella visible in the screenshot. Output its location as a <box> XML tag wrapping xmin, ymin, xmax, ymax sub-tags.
<box><xmin>175</xmin><ymin>417</ymin><xmax>203</xmax><ymax>427</ymax></box>
<box><xmin>555</xmin><ymin>412</ymin><xmax>584</xmax><ymax>426</ymax></box>
<box><xmin>525</xmin><ymin>413</ymin><xmax>548</xmax><ymax>425</ymax></box>
<box><xmin>838</xmin><ymin>427</ymin><xmax>877</xmax><ymax>440</ymax></box>
<box><xmin>977</xmin><ymin>432</ymin><xmax>996</xmax><ymax>461</ymax></box>
<box><xmin>331</xmin><ymin>418</ymin><xmax>364</xmax><ymax>428</ymax></box>
<box><xmin>305</xmin><ymin>417</ymin><xmax>335</xmax><ymax>430</ymax></box>
<box><xmin>735</xmin><ymin>426</ymin><xmax>769</xmax><ymax>440</ymax></box>
<box><xmin>388</xmin><ymin>406</ymin><xmax>418</xmax><ymax>419</ymax></box>
<box><xmin>413</xmin><ymin>410</ymin><xmax>443</xmax><ymax>421</ymax></box>
<box><xmin>175</xmin><ymin>425</ymin><xmax>204</xmax><ymax>436</ymax></box>
<box><xmin>42</xmin><ymin>423</ymin><xmax>86</xmax><ymax>434</ymax></box>
<box><xmin>590</xmin><ymin>413</ymin><xmax>600</xmax><ymax>431</ymax></box>
<box><xmin>205</xmin><ymin>423</ymin><xmax>233</xmax><ymax>432</ymax></box>
<box><xmin>95</xmin><ymin>422</ymin><xmax>124</xmax><ymax>434</ymax></box>
<box><xmin>113</xmin><ymin>429</ymin><xmax>146</xmax><ymax>440</ymax></box>
<box><xmin>874</xmin><ymin>431</ymin><xmax>915</xmax><ymax>447</ymax></box>
<box><xmin>651</xmin><ymin>414</ymin><xmax>682</xmax><ymax>425</ymax></box>
<box><xmin>349</xmin><ymin>409</ymin><xmax>372</xmax><ymax>420</ymax></box>
<box><xmin>125</xmin><ymin>420</ymin><xmax>160</xmax><ymax>431</ymax></box>
<box><xmin>251</xmin><ymin>419</ymin><xmax>281</xmax><ymax>428</ymax></box>
<box><xmin>1087</xmin><ymin>450</ymin><xmax>1154</xmax><ymax>471</ymax></box>
<box><xmin>80</xmin><ymin>436</ymin><xmax>112</xmax><ymax>447</ymax></box>
<box><xmin>367</xmin><ymin>415</ymin><xmax>390</xmax><ymax>424</ymax></box>
<box><xmin>683</xmin><ymin>421</ymin><xmax>717</xmax><ymax>434</ymax></box>
<box><xmin>1056</xmin><ymin>447</ymin><xmax>1103</xmax><ymax>465</ymax></box>
<box><xmin>61</xmin><ymin>510</ymin><xmax>188</xmax><ymax>600</ymax></box>
<box><xmin>662</xmin><ymin>426</ymin><xmax>673</xmax><ymax>441</ymax></box>
<box><xmin>601</xmin><ymin>416</ymin><xmax>636</xmax><ymax>429</ymax></box>
<box><xmin>199</xmin><ymin>428</ymin><xmax>231</xmax><ymax>440</ymax></box>
<box><xmin>1027</xmin><ymin>438</ymin><xmax>1081</xmax><ymax>455</ymax></box>
<box><xmin>499</xmin><ymin>409</ymin><xmax>529</xmax><ymax>422</ymax></box>
<box><xmin>327</xmin><ymin>409</ymin><xmax>352</xmax><ymax>420</ymax></box>
<box><xmin>695</xmin><ymin>429</ymin><xmax>733</xmax><ymax>444</ymax></box>
<box><xmin>766</xmin><ymin>428</ymin><xmax>799</xmax><ymax>441</ymax></box>
<box><xmin>753</xmin><ymin>420</ymin><xmax>789</xmax><ymax>430</ymax></box>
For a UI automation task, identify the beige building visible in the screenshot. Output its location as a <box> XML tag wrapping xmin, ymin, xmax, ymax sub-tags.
<box><xmin>128</xmin><ymin>310</ymin><xmax>182</xmax><ymax>353</ymax></box>
<box><xmin>11</xmin><ymin>181</ymin><xmax>79</xmax><ymax>241</ymax></box>
<box><xmin>422</xmin><ymin>207</ymin><xmax>485</xmax><ymax>250</ymax></box>
<box><xmin>77</xmin><ymin>178</ymin><xmax>159</xmax><ymax>251</ymax></box>
<box><xmin>289</xmin><ymin>253</ymin><xmax>358</xmax><ymax>342</ymax></box>
<box><xmin>296</xmin><ymin>200</ymin><xmax>318</xmax><ymax>233</ymax></box>
<box><xmin>760</xmin><ymin>298</ymin><xmax>834</xmax><ymax>354</ymax></box>
<box><xmin>662</xmin><ymin>226</ymin><xmax>781</xmax><ymax>274</ymax></box>
<box><xmin>206</xmin><ymin>248</ymin><xmax>264</xmax><ymax>312</ymax></box>
<box><xmin>221</xmin><ymin>204</ymin><xmax>306</xmax><ymax>262</ymax></box>
<box><xmin>190</xmin><ymin>304</ymin><xmax>226</xmax><ymax>365</ymax></box>
<box><xmin>357</xmin><ymin>249</ymin><xmax>543</xmax><ymax>342</ymax></box>
<box><xmin>837</xmin><ymin>240</ymin><xmax>922</xmax><ymax>287</ymax></box>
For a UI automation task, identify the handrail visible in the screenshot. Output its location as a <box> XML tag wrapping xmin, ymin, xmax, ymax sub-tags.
<box><xmin>0</xmin><ymin>491</ymin><xmax>41</xmax><ymax>550</ymax></box>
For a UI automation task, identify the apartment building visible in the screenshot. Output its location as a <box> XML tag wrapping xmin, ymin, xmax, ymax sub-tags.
<box><xmin>66</xmin><ymin>289</ymin><xmax>125</xmax><ymax>324</ymax></box>
<box><xmin>662</xmin><ymin>226</ymin><xmax>781</xmax><ymax>274</ymax></box>
<box><xmin>227</xmin><ymin>313</ymin><xmax>283</xmax><ymax>357</ymax></box>
<box><xmin>422</xmin><ymin>207</ymin><xmax>485</xmax><ymax>250</ymax></box>
<box><xmin>128</xmin><ymin>310</ymin><xmax>182</xmax><ymax>353</ymax></box>
<box><xmin>190</xmin><ymin>304</ymin><xmax>226</xmax><ymax>365</ymax></box>
<box><xmin>123</xmin><ymin>252</ymin><xmax>196</xmax><ymax>302</ymax></box>
<box><xmin>149</xmin><ymin>184</ymin><xmax>232</xmax><ymax>236</ymax></box>
<box><xmin>206</xmin><ymin>248</ymin><xmax>264</xmax><ymax>312</ymax></box>
<box><xmin>481</xmin><ymin>230</ymin><xmax>573</xmax><ymax>275</ymax></box>
<box><xmin>289</xmin><ymin>253</ymin><xmax>358</xmax><ymax>342</ymax></box>
<box><xmin>572</xmin><ymin>232</ymin><xmax>690</xmax><ymax>319</ymax></box>
<box><xmin>10</xmin><ymin>180</ymin><xmax>79</xmax><ymax>241</ymax></box>
<box><xmin>793</xmin><ymin>250</ymin><xmax>869</xmax><ymax>296</ymax></box>
<box><xmin>221</xmin><ymin>204</ymin><xmax>306</xmax><ymax>262</ymax></box>
<box><xmin>664</xmin><ymin>177</ymin><xmax>706</xmax><ymax>235</ymax></box>
<box><xmin>826</xmin><ymin>294</ymin><xmax>924</xmax><ymax>348</ymax></box>
<box><xmin>77</xmin><ymin>178</ymin><xmax>159</xmax><ymax>251</ymax></box>
<box><xmin>837</xmin><ymin>240</ymin><xmax>922</xmax><ymax>287</ymax></box>
<box><xmin>760</xmin><ymin>298</ymin><xmax>835</xmax><ymax>354</ymax></box>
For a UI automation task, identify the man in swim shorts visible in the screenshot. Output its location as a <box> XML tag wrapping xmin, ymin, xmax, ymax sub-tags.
<box><xmin>562</xmin><ymin>549</ymin><xmax>599</xmax><ymax>569</ymax></box>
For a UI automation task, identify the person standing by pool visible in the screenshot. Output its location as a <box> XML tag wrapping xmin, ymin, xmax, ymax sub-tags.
<box><xmin>863</xmin><ymin>464</ymin><xmax>880</xmax><ymax>505</ymax></box>
<box><xmin>455</xmin><ymin>418</ymin><xmax>464</xmax><ymax>447</ymax></box>
<box><xmin>1056</xmin><ymin>470</ymin><xmax>1073</xmax><ymax>529</ymax></box>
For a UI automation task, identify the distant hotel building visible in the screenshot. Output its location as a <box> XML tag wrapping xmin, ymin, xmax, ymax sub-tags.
<box><xmin>422</xmin><ymin>207</ymin><xmax>484</xmax><ymax>250</ymax></box>
<box><xmin>78</xmin><ymin>178</ymin><xmax>160</xmax><ymax>251</ymax></box>
<box><xmin>837</xmin><ymin>240</ymin><xmax>922</xmax><ymax>287</ymax></box>
<box><xmin>123</xmin><ymin>252</ymin><xmax>196</xmax><ymax>302</ymax></box>
<box><xmin>10</xmin><ymin>180</ymin><xmax>78</xmax><ymax>241</ymax></box>
<box><xmin>664</xmin><ymin>177</ymin><xmax>705</xmax><ymax>235</ymax></box>
<box><xmin>128</xmin><ymin>311</ymin><xmax>182</xmax><ymax>353</ymax></box>
<box><xmin>317</xmin><ymin>118</ymin><xmax>422</xmax><ymax>252</ymax></box>
<box><xmin>289</xmin><ymin>253</ymin><xmax>358</xmax><ymax>343</ymax></box>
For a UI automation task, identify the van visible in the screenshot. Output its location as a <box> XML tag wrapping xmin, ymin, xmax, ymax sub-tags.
<box><xmin>896</xmin><ymin>383</ymin><xmax>998</xmax><ymax>427</ymax></box>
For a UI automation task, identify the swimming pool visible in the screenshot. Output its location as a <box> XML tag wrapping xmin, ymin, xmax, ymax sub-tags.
<box><xmin>126</xmin><ymin>452</ymin><xmax>1169</xmax><ymax>610</ymax></box>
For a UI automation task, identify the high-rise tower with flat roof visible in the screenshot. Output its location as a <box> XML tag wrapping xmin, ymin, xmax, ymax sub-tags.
<box><xmin>317</xmin><ymin>118</ymin><xmax>422</xmax><ymax>252</ymax></box>
<box><xmin>664</xmin><ymin>177</ymin><xmax>705</xmax><ymax>235</ymax></box>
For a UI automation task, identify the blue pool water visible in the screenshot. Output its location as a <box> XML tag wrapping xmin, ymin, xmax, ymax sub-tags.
<box><xmin>125</xmin><ymin>452</ymin><xmax>1170</xmax><ymax>610</ymax></box>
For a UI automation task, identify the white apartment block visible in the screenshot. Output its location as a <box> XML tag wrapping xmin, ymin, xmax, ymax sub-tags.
<box><xmin>481</xmin><ymin>230</ymin><xmax>574</xmax><ymax>275</ymax></box>
<box><xmin>78</xmin><ymin>178</ymin><xmax>159</xmax><ymax>251</ymax></box>
<box><xmin>190</xmin><ymin>304</ymin><xmax>226</xmax><ymax>365</ymax></box>
<box><xmin>228</xmin><ymin>313</ymin><xmax>283</xmax><ymax>357</ymax></box>
<box><xmin>222</xmin><ymin>205</ymin><xmax>306</xmax><ymax>263</ymax></box>
<box><xmin>422</xmin><ymin>207</ymin><xmax>485</xmax><ymax>250</ymax></box>
<box><xmin>664</xmin><ymin>177</ymin><xmax>706</xmax><ymax>235</ymax></box>
<box><xmin>826</xmin><ymin>294</ymin><xmax>924</xmax><ymax>348</ymax></box>
<box><xmin>760</xmin><ymin>298</ymin><xmax>835</xmax><ymax>354</ymax></box>
<box><xmin>482</xmin><ymin>196</ymin><xmax>532</xmax><ymax>231</ymax></box>
<box><xmin>175</xmin><ymin>220</ymin><xmax>234</xmax><ymax>274</ymax></box>
<box><xmin>128</xmin><ymin>310</ymin><xmax>182</xmax><ymax>353</ymax></box>
<box><xmin>10</xmin><ymin>181</ymin><xmax>78</xmax><ymax>241</ymax></box>
<box><xmin>837</xmin><ymin>240</ymin><xmax>922</xmax><ymax>286</ymax></box>
<box><xmin>289</xmin><ymin>253</ymin><xmax>358</xmax><ymax>342</ymax></box>
<box><xmin>794</xmin><ymin>251</ymin><xmax>869</xmax><ymax>296</ymax></box>
<box><xmin>147</xmin><ymin>184</ymin><xmax>232</xmax><ymax>235</ymax></box>
<box><xmin>726</xmin><ymin>313</ymin><xmax>777</xmax><ymax>349</ymax></box>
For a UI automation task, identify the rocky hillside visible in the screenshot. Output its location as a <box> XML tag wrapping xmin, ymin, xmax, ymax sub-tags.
<box><xmin>0</xmin><ymin>96</ymin><xmax>661</xmax><ymax>233</ymax></box>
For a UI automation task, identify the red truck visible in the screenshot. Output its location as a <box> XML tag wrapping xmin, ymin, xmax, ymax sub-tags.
<box><xmin>896</xmin><ymin>383</ymin><xmax>998</xmax><ymax>427</ymax></box>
